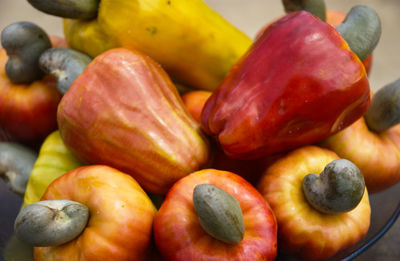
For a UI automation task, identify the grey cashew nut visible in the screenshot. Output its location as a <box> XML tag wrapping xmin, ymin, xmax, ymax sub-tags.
<box><xmin>1</xmin><ymin>21</ymin><xmax>51</xmax><ymax>84</ymax></box>
<box><xmin>193</xmin><ymin>184</ymin><xmax>245</xmax><ymax>244</ymax></box>
<box><xmin>282</xmin><ymin>0</ymin><xmax>326</xmax><ymax>21</ymax></box>
<box><xmin>0</xmin><ymin>142</ymin><xmax>38</xmax><ymax>195</ymax></box>
<box><xmin>27</xmin><ymin>0</ymin><xmax>99</xmax><ymax>19</ymax></box>
<box><xmin>39</xmin><ymin>47</ymin><xmax>92</xmax><ymax>94</ymax></box>
<box><xmin>302</xmin><ymin>159</ymin><xmax>365</xmax><ymax>214</ymax></box>
<box><xmin>336</xmin><ymin>5</ymin><xmax>381</xmax><ymax>61</ymax></box>
<box><xmin>14</xmin><ymin>200</ymin><xmax>89</xmax><ymax>246</ymax></box>
<box><xmin>364</xmin><ymin>78</ymin><xmax>400</xmax><ymax>133</ymax></box>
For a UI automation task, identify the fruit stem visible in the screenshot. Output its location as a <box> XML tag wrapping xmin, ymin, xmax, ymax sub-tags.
<box><xmin>282</xmin><ymin>0</ymin><xmax>326</xmax><ymax>21</ymax></box>
<box><xmin>27</xmin><ymin>0</ymin><xmax>99</xmax><ymax>19</ymax></box>
<box><xmin>336</xmin><ymin>5</ymin><xmax>381</xmax><ymax>61</ymax></box>
<box><xmin>365</xmin><ymin>79</ymin><xmax>400</xmax><ymax>133</ymax></box>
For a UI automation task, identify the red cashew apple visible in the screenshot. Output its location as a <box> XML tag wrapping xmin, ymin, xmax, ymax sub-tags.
<box><xmin>201</xmin><ymin>10</ymin><xmax>374</xmax><ymax>159</ymax></box>
<box><xmin>154</xmin><ymin>169</ymin><xmax>277</xmax><ymax>261</ymax></box>
<box><xmin>0</xmin><ymin>35</ymin><xmax>66</xmax><ymax>147</ymax></box>
<box><xmin>255</xmin><ymin>9</ymin><xmax>373</xmax><ymax>75</ymax></box>
<box><xmin>181</xmin><ymin>90</ymin><xmax>278</xmax><ymax>185</ymax></box>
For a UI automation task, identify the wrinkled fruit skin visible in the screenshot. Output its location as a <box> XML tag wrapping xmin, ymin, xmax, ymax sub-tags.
<box><xmin>257</xmin><ymin>146</ymin><xmax>370</xmax><ymax>260</ymax></box>
<box><xmin>33</xmin><ymin>165</ymin><xmax>157</xmax><ymax>261</ymax></box>
<box><xmin>320</xmin><ymin>116</ymin><xmax>400</xmax><ymax>193</ymax></box>
<box><xmin>201</xmin><ymin>11</ymin><xmax>370</xmax><ymax>159</ymax></box>
<box><xmin>0</xmin><ymin>36</ymin><xmax>66</xmax><ymax>148</ymax></box>
<box><xmin>58</xmin><ymin>48</ymin><xmax>210</xmax><ymax>194</ymax></box>
<box><xmin>154</xmin><ymin>169</ymin><xmax>277</xmax><ymax>261</ymax></box>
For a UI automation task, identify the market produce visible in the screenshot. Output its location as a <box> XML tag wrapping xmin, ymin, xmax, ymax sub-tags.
<box><xmin>27</xmin><ymin>0</ymin><xmax>98</xmax><ymax>19</ymax></box>
<box><xmin>15</xmin><ymin>200</ymin><xmax>89</xmax><ymax>246</ymax></box>
<box><xmin>181</xmin><ymin>90</ymin><xmax>285</xmax><ymax>185</ymax></box>
<box><xmin>32</xmin><ymin>165</ymin><xmax>157</xmax><ymax>261</ymax></box>
<box><xmin>1</xmin><ymin>1</ymin><xmax>398</xmax><ymax>260</ymax></box>
<box><xmin>57</xmin><ymin>48</ymin><xmax>210</xmax><ymax>194</ymax></box>
<box><xmin>181</xmin><ymin>90</ymin><xmax>212</xmax><ymax>124</ymax></box>
<box><xmin>325</xmin><ymin>10</ymin><xmax>373</xmax><ymax>74</ymax></box>
<box><xmin>202</xmin><ymin>7</ymin><xmax>380</xmax><ymax>159</ymax></box>
<box><xmin>153</xmin><ymin>169</ymin><xmax>277</xmax><ymax>261</ymax></box>
<box><xmin>181</xmin><ymin>91</ymin><xmax>287</xmax><ymax>185</ymax></box>
<box><xmin>0</xmin><ymin>22</ymin><xmax>66</xmax><ymax>147</ymax></box>
<box><xmin>321</xmin><ymin>79</ymin><xmax>400</xmax><ymax>193</ymax></box>
<box><xmin>27</xmin><ymin>0</ymin><xmax>252</xmax><ymax>91</ymax></box>
<box><xmin>257</xmin><ymin>146</ymin><xmax>370</xmax><ymax>260</ymax></box>
<box><xmin>0</xmin><ymin>142</ymin><xmax>37</xmax><ymax>194</ymax></box>
<box><xmin>39</xmin><ymin>47</ymin><xmax>92</xmax><ymax>94</ymax></box>
<box><xmin>193</xmin><ymin>183</ymin><xmax>245</xmax><ymax>244</ymax></box>
<box><xmin>22</xmin><ymin>130</ymin><xmax>83</xmax><ymax>207</ymax></box>
<box><xmin>1</xmin><ymin>22</ymin><xmax>51</xmax><ymax>84</ymax></box>
<box><xmin>281</xmin><ymin>0</ymin><xmax>326</xmax><ymax>21</ymax></box>
<box><xmin>302</xmin><ymin>158</ymin><xmax>365</xmax><ymax>214</ymax></box>
<box><xmin>274</xmin><ymin>0</ymin><xmax>374</xmax><ymax>74</ymax></box>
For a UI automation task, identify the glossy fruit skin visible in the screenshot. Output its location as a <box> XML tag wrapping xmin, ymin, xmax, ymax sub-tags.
<box><xmin>33</xmin><ymin>165</ymin><xmax>157</xmax><ymax>261</ymax></box>
<box><xmin>181</xmin><ymin>90</ymin><xmax>211</xmax><ymax>124</ymax></box>
<box><xmin>255</xmin><ymin>10</ymin><xmax>373</xmax><ymax>75</ymax></box>
<box><xmin>320</xmin><ymin>117</ymin><xmax>400</xmax><ymax>193</ymax></box>
<box><xmin>63</xmin><ymin>0</ymin><xmax>252</xmax><ymax>90</ymax></box>
<box><xmin>201</xmin><ymin>11</ymin><xmax>370</xmax><ymax>159</ymax></box>
<box><xmin>22</xmin><ymin>130</ymin><xmax>83</xmax><ymax>208</ymax></box>
<box><xmin>58</xmin><ymin>48</ymin><xmax>210</xmax><ymax>195</ymax></box>
<box><xmin>181</xmin><ymin>91</ymin><xmax>282</xmax><ymax>185</ymax></box>
<box><xmin>153</xmin><ymin>169</ymin><xmax>277</xmax><ymax>261</ymax></box>
<box><xmin>257</xmin><ymin>146</ymin><xmax>370</xmax><ymax>260</ymax></box>
<box><xmin>0</xmin><ymin>36</ymin><xmax>66</xmax><ymax>148</ymax></box>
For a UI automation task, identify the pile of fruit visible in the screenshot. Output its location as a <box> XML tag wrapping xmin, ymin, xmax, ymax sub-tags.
<box><xmin>1</xmin><ymin>0</ymin><xmax>399</xmax><ymax>260</ymax></box>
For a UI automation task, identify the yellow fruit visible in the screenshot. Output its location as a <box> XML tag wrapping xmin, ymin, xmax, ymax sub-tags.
<box><xmin>63</xmin><ymin>0</ymin><xmax>252</xmax><ymax>91</ymax></box>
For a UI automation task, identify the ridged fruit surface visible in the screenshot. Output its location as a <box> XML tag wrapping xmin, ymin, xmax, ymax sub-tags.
<box><xmin>58</xmin><ymin>48</ymin><xmax>210</xmax><ymax>194</ymax></box>
<box><xmin>22</xmin><ymin>130</ymin><xmax>83</xmax><ymax>207</ymax></box>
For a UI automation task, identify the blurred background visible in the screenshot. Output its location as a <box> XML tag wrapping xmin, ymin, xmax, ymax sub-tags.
<box><xmin>0</xmin><ymin>0</ymin><xmax>400</xmax><ymax>260</ymax></box>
